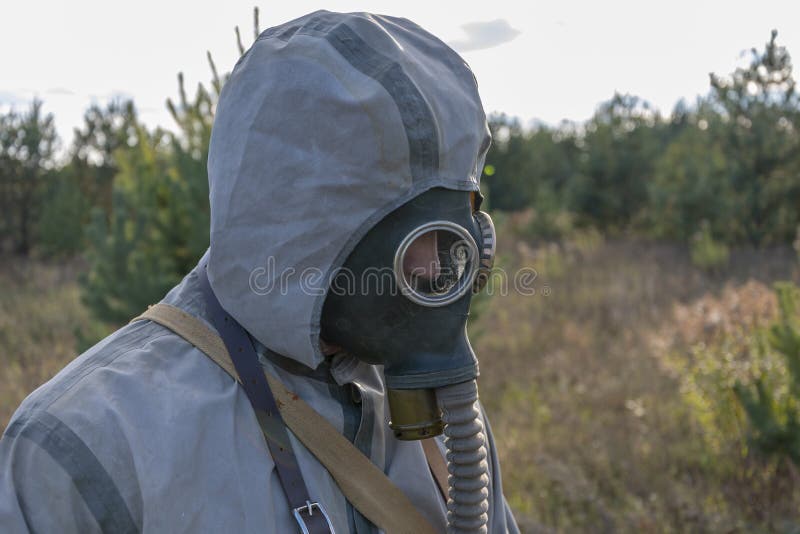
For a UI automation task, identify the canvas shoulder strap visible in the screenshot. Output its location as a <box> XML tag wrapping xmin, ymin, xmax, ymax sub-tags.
<box><xmin>132</xmin><ymin>302</ymin><xmax>439</xmax><ymax>534</ymax></box>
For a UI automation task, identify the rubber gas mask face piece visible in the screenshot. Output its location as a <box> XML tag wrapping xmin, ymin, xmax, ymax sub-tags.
<box><xmin>321</xmin><ymin>187</ymin><xmax>496</xmax><ymax>532</ymax></box>
<box><xmin>321</xmin><ymin>187</ymin><xmax>495</xmax><ymax>419</ymax></box>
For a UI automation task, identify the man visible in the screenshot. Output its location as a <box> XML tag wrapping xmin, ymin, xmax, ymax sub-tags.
<box><xmin>0</xmin><ymin>10</ymin><xmax>519</xmax><ymax>533</ymax></box>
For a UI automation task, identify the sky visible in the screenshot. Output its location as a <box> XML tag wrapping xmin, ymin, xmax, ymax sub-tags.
<box><xmin>2</xmin><ymin>0</ymin><xmax>800</xmax><ymax>155</ymax></box>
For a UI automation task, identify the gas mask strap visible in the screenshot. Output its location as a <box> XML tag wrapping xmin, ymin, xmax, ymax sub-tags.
<box><xmin>197</xmin><ymin>266</ymin><xmax>334</xmax><ymax>534</ymax></box>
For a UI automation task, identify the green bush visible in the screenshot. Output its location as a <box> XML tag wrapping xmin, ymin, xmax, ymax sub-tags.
<box><xmin>37</xmin><ymin>171</ymin><xmax>88</xmax><ymax>257</ymax></box>
<box><xmin>690</xmin><ymin>220</ymin><xmax>730</xmax><ymax>273</ymax></box>
<box><xmin>734</xmin><ymin>282</ymin><xmax>800</xmax><ymax>464</ymax></box>
<box><xmin>81</xmin><ymin>119</ymin><xmax>209</xmax><ymax>326</ymax></box>
<box><xmin>526</xmin><ymin>186</ymin><xmax>574</xmax><ymax>242</ymax></box>
<box><xmin>659</xmin><ymin>281</ymin><xmax>800</xmax><ymax>528</ymax></box>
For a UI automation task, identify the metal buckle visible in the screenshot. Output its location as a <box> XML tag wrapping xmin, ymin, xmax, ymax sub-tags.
<box><xmin>292</xmin><ymin>501</ymin><xmax>335</xmax><ymax>534</ymax></box>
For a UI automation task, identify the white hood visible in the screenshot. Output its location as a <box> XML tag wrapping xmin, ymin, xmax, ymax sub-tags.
<box><xmin>207</xmin><ymin>10</ymin><xmax>491</xmax><ymax>368</ymax></box>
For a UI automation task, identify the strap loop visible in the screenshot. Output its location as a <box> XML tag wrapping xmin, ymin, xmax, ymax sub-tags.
<box><xmin>294</xmin><ymin>502</ymin><xmax>336</xmax><ymax>534</ymax></box>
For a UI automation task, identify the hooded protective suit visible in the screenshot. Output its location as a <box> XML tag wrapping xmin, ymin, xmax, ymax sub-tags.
<box><xmin>0</xmin><ymin>10</ymin><xmax>519</xmax><ymax>534</ymax></box>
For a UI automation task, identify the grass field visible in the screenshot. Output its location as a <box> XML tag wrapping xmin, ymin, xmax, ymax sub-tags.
<box><xmin>2</xmin><ymin>218</ymin><xmax>799</xmax><ymax>532</ymax></box>
<box><xmin>0</xmin><ymin>257</ymin><xmax>96</xmax><ymax>429</ymax></box>
<box><xmin>475</xmin><ymin>213</ymin><xmax>800</xmax><ymax>532</ymax></box>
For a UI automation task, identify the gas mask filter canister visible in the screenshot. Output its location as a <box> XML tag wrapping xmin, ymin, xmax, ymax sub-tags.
<box><xmin>321</xmin><ymin>187</ymin><xmax>496</xmax><ymax>533</ymax></box>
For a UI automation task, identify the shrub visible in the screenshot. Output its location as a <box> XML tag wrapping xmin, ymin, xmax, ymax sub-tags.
<box><xmin>690</xmin><ymin>220</ymin><xmax>729</xmax><ymax>273</ymax></box>
<box><xmin>734</xmin><ymin>282</ymin><xmax>800</xmax><ymax>464</ymax></box>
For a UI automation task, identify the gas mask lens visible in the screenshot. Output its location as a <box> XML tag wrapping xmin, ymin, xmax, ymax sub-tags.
<box><xmin>394</xmin><ymin>221</ymin><xmax>479</xmax><ymax>307</ymax></box>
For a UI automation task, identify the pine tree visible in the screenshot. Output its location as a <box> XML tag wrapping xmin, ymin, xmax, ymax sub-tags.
<box><xmin>734</xmin><ymin>282</ymin><xmax>800</xmax><ymax>464</ymax></box>
<box><xmin>80</xmin><ymin>9</ymin><xmax>261</xmax><ymax>328</ymax></box>
<box><xmin>0</xmin><ymin>99</ymin><xmax>58</xmax><ymax>255</ymax></box>
<box><xmin>709</xmin><ymin>30</ymin><xmax>800</xmax><ymax>245</ymax></box>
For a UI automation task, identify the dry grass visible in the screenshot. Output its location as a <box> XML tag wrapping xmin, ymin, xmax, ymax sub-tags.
<box><xmin>474</xmin><ymin>214</ymin><xmax>800</xmax><ymax>532</ymax></box>
<box><xmin>0</xmin><ymin>257</ymin><xmax>93</xmax><ymax>429</ymax></box>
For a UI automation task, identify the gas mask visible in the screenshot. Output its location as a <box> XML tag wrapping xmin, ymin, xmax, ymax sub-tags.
<box><xmin>321</xmin><ymin>186</ymin><xmax>496</xmax><ymax>533</ymax></box>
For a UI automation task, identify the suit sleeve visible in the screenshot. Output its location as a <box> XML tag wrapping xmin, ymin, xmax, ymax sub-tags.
<box><xmin>0</xmin><ymin>411</ymin><xmax>139</xmax><ymax>534</ymax></box>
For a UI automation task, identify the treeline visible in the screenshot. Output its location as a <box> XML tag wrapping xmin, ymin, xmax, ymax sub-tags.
<box><xmin>0</xmin><ymin>61</ymin><xmax>222</xmax><ymax>328</ymax></box>
<box><xmin>0</xmin><ymin>28</ymin><xmax>798</xmax><ymax>328</ymax></box>
<box><xmin>485</xmin><ymin>30</ymin><xmax>800</xmax><ymax>247</ymax></box>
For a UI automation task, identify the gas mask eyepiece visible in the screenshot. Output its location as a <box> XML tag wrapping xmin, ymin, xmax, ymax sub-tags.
<box><xmin>394</xmin><ymin>221</ymin><xmax>479</xmax><ymax>308</ymax></box>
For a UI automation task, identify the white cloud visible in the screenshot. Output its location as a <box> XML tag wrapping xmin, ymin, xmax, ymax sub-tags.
<box><xmin>447</xmin><ymin>19</ymin><xmax>521</xmax><ymax>53</ymax></box>
<box><xmin>46</xmin><ymin>87</ymin><xmax>76</xmax><ymax>96</ymax></box>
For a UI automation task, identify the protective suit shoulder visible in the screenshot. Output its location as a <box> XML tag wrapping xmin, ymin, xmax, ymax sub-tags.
<box><xmin>0</xmin><ymin>316</ymin><xmax>246</xmax><ymax>533</ymax></box>
<box><xmin>0</xmin><ymin>320</ymin><xmax>168</xmax><ymax>533</ymax></box>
